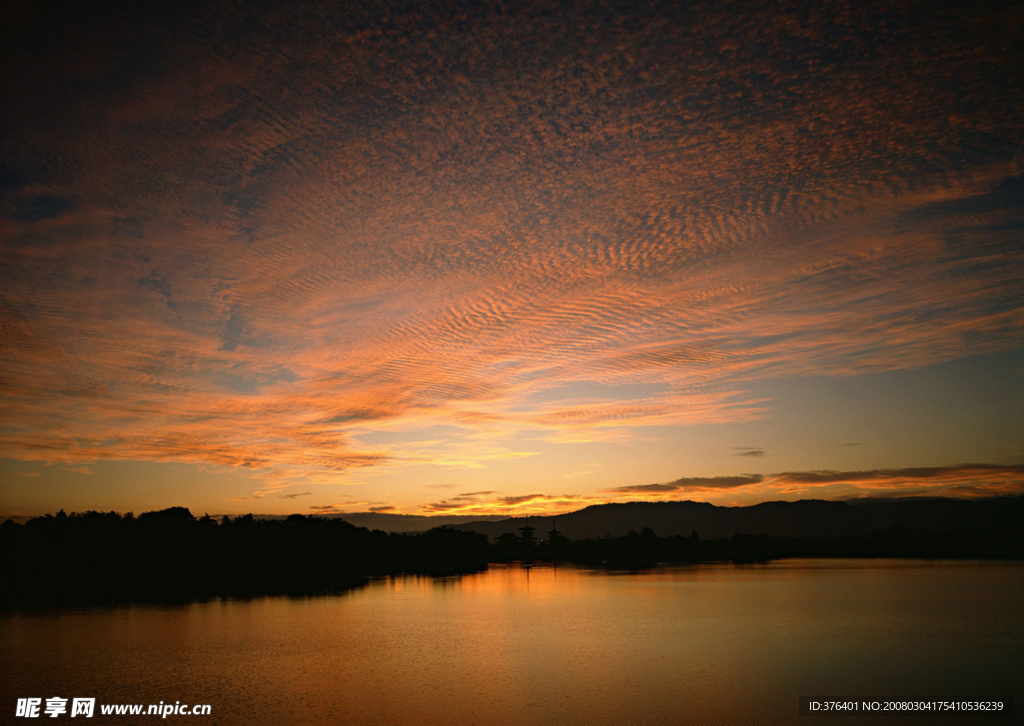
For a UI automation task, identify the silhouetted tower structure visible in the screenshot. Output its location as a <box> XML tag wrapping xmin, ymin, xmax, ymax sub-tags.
<box><xmin>546</xmin><ymin>517</ymin><xmax>570</xmax><ymax>559</ymax></box>
<box><xmin>519</xmin><ymin>517</ymin><xmax>535</xmax><ymax>545</ymax></box>
<box><xmin>519</xmin><ymin>516</ymin><xmax>536</xmax><ymax>560</ymax></box>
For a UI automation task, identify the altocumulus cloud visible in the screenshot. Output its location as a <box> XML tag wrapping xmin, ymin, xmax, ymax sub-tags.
<box><xmin>0</xmin><ymin>0</ymin><xmax>1021</xmax><ymax>502</ymax></box>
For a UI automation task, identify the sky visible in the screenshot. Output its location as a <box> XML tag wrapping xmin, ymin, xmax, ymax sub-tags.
<box><xmin>1</xmin><ymin>0</ymin><xmax>1022</xmax><ymax>519</ymax></box>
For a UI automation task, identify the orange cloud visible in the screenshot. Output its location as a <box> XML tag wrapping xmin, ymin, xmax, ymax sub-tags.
<box><xmin>420</xmin><ymin>492</ymin><xmax>601</xmax><ymax>516</ymax></box>
<box><xmin>1</xmin><ymin>0</ymin><xmax>1022</xmax><ymax>506</ymax></box>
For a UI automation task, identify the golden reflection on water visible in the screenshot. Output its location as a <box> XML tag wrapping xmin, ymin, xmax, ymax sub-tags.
<box><xmin>1</xmin><ymin>560</ymin><xmax>1021</xmax><ymax>725</ymax></box>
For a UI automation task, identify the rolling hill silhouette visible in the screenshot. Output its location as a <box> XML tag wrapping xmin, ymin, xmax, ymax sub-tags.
<box><xmin>449</xmin><ymin>496</ymin><xmax>1024</xmax><ymax>541</ymax></box>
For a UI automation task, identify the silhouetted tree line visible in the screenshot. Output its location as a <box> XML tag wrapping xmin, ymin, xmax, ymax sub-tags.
<box><xmin>0</xmin><ymin>508</ymin><xmax>489</xmax><ymax>607</ymax></box>
<box><xmin>3</xmin><ymin>504</ymin><xmax>1021</xmax><ymax>606</ymax></box>
<box><xmin>493</xmin><ymin>521</ymin><xmax>1023</xmax><ymax>568</ymax></box>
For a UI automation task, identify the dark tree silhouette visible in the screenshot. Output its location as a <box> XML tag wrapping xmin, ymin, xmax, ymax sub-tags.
<box><xmin>0</xmin><ymin>508</ymin><xmax>489</xmax><ymax>607</ymax></box>
<box><xmin>3</xmin><ymin>496</ymin><xmax>1021</xmax><ymax>607</ymax></box>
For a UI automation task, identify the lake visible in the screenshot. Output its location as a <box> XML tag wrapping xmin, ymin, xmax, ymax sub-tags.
<box><xmin>1</xmin><ymin>559</ymin><xmax>1021</xmax><ymax>724</ymax></box>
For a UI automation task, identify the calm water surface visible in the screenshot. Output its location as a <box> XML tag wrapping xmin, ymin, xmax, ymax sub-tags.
<box><xmin>1</xmin><ymin>559</ymin><xmax>1021</xmax><ymax>725</ymax></box>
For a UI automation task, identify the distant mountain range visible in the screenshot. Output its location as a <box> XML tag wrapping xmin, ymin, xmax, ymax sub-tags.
<box><xmin>431</xmin><ymin>496</ymin><xmax>1024</xmax><ymax>541</ymax></box>
<box><xmin>322</xmin><ymin>511</ymin><xmax>509</xmax><ymax>532</ymax></box>
<box><xmin>199</xmin><ymin>495</ymin><xmax>1023</xmax><ymax>540</ymax></box>
<box><xmin>213</xmin><ymin>511</ymin><xmax>509</xmax><ymax>533</ymax></box>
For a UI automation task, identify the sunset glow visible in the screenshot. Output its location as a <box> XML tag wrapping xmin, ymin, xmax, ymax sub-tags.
<box><xmin>2</xmin><ymin>0</ymin><xmax>1022</xmax><ymax>519</ymax></box>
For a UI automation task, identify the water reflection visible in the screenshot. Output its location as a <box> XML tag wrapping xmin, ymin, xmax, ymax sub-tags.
<box><xmin>1</xmin><ymin>560</ymin><xmax>1021</xmax><ymax>725</ymax></box>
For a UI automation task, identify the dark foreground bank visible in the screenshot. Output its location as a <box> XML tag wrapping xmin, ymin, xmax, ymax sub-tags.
<box><xmin>0</xmin><ymin>508</ymin><xmax>490</xmax><ymax>607</ymax></box>
<box><xmin>2</xmin><ymin>497</ymin><xmax>1022</xmax><ymax>607</ymax></box>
